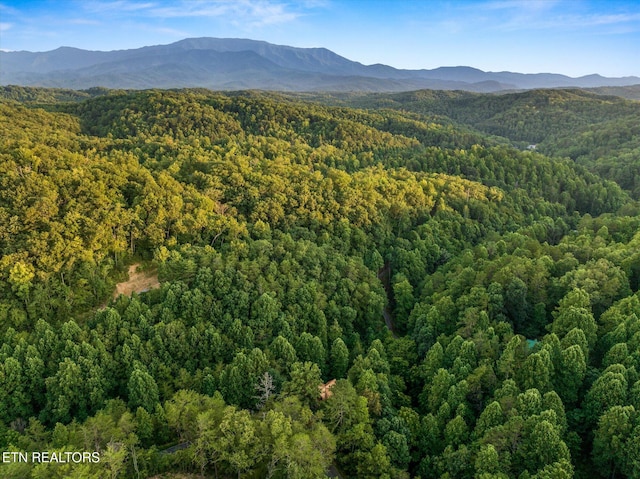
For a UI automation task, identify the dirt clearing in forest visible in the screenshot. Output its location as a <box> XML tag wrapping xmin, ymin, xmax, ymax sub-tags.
<box><xmin>113</xmin><ymin>263</ymin><xmax>160</xmax><ymax>298</ymax></box>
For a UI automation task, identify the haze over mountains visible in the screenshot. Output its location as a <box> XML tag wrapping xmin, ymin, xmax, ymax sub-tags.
<box><xmin>2</xmin><ymin>37</ymin><xmax>639</xmax><ymax>92</ymax></box>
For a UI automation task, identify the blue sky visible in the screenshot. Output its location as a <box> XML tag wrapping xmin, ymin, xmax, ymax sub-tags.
<box><xmin>1</xmin><ymin>0</ymin><xmax>639</xmax><ymax>77</ymax></box>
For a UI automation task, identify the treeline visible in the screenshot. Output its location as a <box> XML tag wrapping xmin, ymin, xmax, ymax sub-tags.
<box><xmin>0</xmin><ymin>88</ymin><xmax>639</xmax><ymax>478</ymax></box>
<box><xmin>0</xmin><ymin>85</ymin><xmax>110</xmax><ymax>105</ymax></box>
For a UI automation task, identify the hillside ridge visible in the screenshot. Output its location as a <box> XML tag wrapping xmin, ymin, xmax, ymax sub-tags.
<box><xmin>2</xmin><ymin>37</ymin><xmax>639</xmax><ymax>92</ymax></box>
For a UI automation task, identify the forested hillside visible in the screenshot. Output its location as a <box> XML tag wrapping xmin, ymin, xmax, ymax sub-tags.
<box><xmin>0</xmin><ymin>87</ymin><xmax>639</xmax><ymax>478</ymax></box>
<box><xmin>323</xmin><ymin>88</ymin><xmax>640</xmax><ymax>199</ymax></box>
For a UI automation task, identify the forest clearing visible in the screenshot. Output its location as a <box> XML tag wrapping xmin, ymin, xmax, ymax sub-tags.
<box><xmin>113</xmin><ymin>263</ymin><xmax>161</xmax><ymax>299</ymax></box>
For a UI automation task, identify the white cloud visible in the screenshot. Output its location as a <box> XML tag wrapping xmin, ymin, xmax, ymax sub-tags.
<box><xmin>82</xmin><ymin>1</ymin><xmax>157</xmax><ymax>13</ymax></box>
<box><xmin>0</xmin><ymin>3</ymin><xmax>20</xmax><ymax>15</ymax></box>
<box><xmin>148</xmin><ymin>2</ymin><xmax>234</xmax><ymax>18</ymax></box>
<box><xmin>462</xmin><ymin>0</ymin><xmax>640</xmax><ymax>33</ymax></box>
<box><xmin>78</xmin><ymin>0</ymin><xmax>308</xmax><ymax>26</ymax></box>
<box><xmin>0</xmin><ymin>22</ymin><xmax>12</xmax><ymax>32</ymax></box>
<box><xmin>148</xmin><ymin>0</ymin><xmax>303</xmax><ymax>26</ymax></box>
<box><xmin>559</xmin><ymin>12</ymin><xmax>640</xmax><ymax>28</ymax></box>
<box><xmin>498</xmin><ymin>11</ymin><xmax>640</xmax><ymax>32</ymax></box>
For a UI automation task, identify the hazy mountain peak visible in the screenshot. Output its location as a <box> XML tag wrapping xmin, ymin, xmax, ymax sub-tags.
<box><xmin>1</xmin><ymin>37</ymin><xmax>638</xmax><ymax>92</ymax></box>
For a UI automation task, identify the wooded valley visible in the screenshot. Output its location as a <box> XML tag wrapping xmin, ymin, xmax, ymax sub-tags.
<box><xmin>0</xmin><ymin>85</ymin><xmax>639</xmax><ymax>478</ymax></box>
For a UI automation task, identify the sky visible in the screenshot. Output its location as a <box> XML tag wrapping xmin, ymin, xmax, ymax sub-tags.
<box><xmin>1</xmin><ymin>0</ymin><xmax>639</xmax><ymax>77</ymax></box>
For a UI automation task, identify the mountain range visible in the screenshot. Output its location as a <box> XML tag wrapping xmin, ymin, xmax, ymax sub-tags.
<box><xmin>2</xmin><ymin>37</ymin><xmax>639</xmax><ymax>93</ymax></box>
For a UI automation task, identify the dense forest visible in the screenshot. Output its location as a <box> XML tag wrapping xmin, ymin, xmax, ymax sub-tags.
<box><xmin>317</xmin><ymin>88</ymin><xmax>640</xmax><ymax>199</ymax></box>
<box><xmin>0</xmin><ymin>85</ymin><xmax>639</xmax><ymax>478</ymax></box>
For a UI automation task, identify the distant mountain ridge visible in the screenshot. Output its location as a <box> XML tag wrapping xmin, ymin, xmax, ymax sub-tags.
<box><xmin>2</xmin><ymin>37</ymin><xmax>639</xmax><ymax>92</ymax></box>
